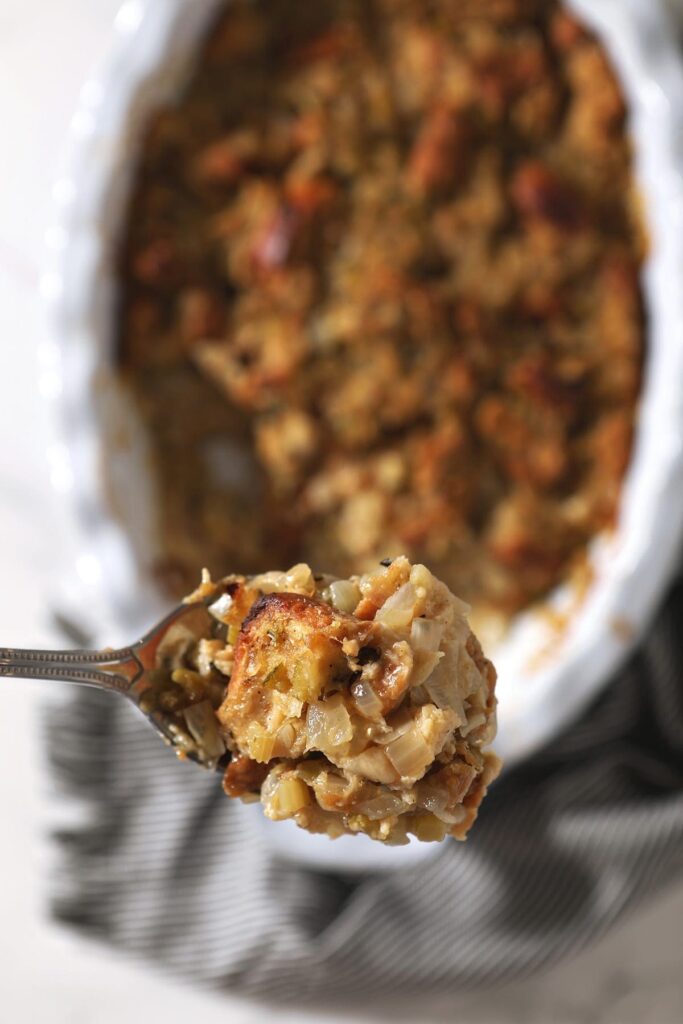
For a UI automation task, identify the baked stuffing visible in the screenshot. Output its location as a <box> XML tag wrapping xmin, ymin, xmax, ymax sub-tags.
<box><xmin>168</xmin><ymin>557</ymin><xmax>499</xmax><ymax>843</ymax></box>
<box><xmin>118</xmin><ymin>0</ymin><xmax>645</xmax><ymax>629</ymax></box>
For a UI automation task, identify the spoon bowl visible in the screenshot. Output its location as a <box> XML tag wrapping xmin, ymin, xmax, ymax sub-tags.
<box><xmin>1</xmin><ymin>598</ymin><xmax>230</xmax><ymax>770</ymax></box>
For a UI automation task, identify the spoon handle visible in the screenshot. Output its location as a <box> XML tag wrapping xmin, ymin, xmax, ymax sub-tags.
<box><xmin>0</xmin><ymin>645</ymin><xmax>143</xmax><ymax>693</ymax></box>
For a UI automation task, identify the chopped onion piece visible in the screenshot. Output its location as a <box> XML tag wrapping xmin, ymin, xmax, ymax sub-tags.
<box><xmin>460</xmin><ymin>711</ymin><xmax>487</xmax><ymax>737</ymax></box>
<box><xmin>374</xmin><ymin>714</ymin><xmax>414</xmax><ymax>745</ymax></box>
<box><xmin>285</xmin><ymin>563</ymin><xmax>316</xmax><ymax>594</ymax></box>
<box><xmin>260</xmin><ymin>768</ymin><xmax>280</xmax><ymax>805</ymax></box>
<box><xmin>295</xmin><ymin>760</ymin><xmax>326</xmax><ymax>784</ymax></box>
<box><xmin>419</xmin><ymin>787</ymin><xmax>468</xmax><ymax>825</ymax></box>
<box><xmin>350</xmin><ymin>679</ymin><xmax>383</xmax><ymax>719</ymax></box>
<box><xmin>424</xmin><ymin>664</ymin><xmax>465</xmax><ymax>720</ymax></box>
<box><xmin>409</xmin><ymin>563</ymin><xmax>435</xmax><ymax>592</ymax></box>
<box><xmin>459</xmin><ymin>647</ymin><xmax>485</xmax><ymax>697</ymax></box>
<box><xmin>253</xmin><ymin>563</ymin><xmax>316</xmax><ymax>596</ymax></box>
<box><xmin>327</xmin><ymin>579</ymin><xmax>361</xmax><ymax>613</ymax></box>
<box><xmin>451</xmin><ymin>595</ymin><xmax>472</xmax><ymax>617</ymax></box>
<box><xmin>409</xmin><ymin>812</ymin><xmax>448</xmax><ymax>842</ymax></box>
<box><xmin>345</xmin><ymin>747</ymin><xmax>398</xmax><ymax>785</ymax></box>
<box><xmin>376</xmin><ymin>583</ymin><xmax>417</xmax><ymax>630</ymax></box>
<box><xmin>410</xmin><ymin>651</ymin><xmax>442</xmax><ymax>688</ymax></box>
<box><xmin>418</xmin><ymin>787</ymin><xmax>447</xmax><ymax>815</ymax></box>
<box><xmin>182</xmin><ymin>700</ymin><xmax>225</xmax><ymax>761</ymax></box>
<box><xmin>208</xmin><ymin>592</ymin><xmax>234</xmax><ymax>622</ymax></box>
<box><xmin>386</xmin><ymin>727</ymin><xmax>433</xmax><ymax>779</ymax></box>
<box><xmin>434</xmin><ymin>805</ymin><xmax>467</xmax><ymax>825</ymax></box>
<box><xmin>306</xmin><ymin>696</ymin><xmax>353</xmax><ymax>752</ymax></box>
<box><xmin>305</xmin><ymin>703</ymin><xmax>326</xmax><ymax>748</ymax></box>
<box><xmin>356</xmin><ymin>792</ymin><xmax>406</xmax><ymax>820</ymax></box>
<box><xmin>410</xmin><ymin>618</ymin><xmax>443</xmax><ymax>653</ymax></box>
<box><xmin>313</xmin><ymin>771</ymin><xmax>352</xmax><ymax>811</ymax></box>
<box><xmin>275</xmin><ymin>776</ymin><xmax>311</xmax><ymax>814</ymax></box>
<box><xmin>275</xmin><ymin>722</ymin><xmax>296</xmax><ymax>755</ymax></box>
<box><xmin>249</xmin><ymin>730</ymin><xmax>276</xmax><ymax>763</ymax></box>
<box><xmin>251</xmin><ymin>570</ymin><xmax>286</xmax><ymax>593</ymax></box>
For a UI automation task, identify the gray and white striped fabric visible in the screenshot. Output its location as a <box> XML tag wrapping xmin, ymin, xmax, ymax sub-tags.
<box><xmin>44</xmin><ymin>578</ymin><xmax>683</xmax><ymax>999</ymax></box>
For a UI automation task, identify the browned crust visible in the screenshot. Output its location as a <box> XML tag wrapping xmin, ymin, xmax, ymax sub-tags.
<box><xmin>226</xmin><ymin>589</ymin><xmax>413</xmax><ymax>724</ymax></box>
<box><xmin>238</xmin><ymin>590</ymin><xmax>339</xmax><ymax>638</ymax></box>
<box><xmin>218</xmin><ymin>592</ymin><xmax>349</xmax><ymax>742</ymax></box>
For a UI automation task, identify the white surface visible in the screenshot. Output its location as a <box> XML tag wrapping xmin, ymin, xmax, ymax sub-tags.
<box><xmin>1</xmin><ymin>1</ymin><xmax>683</xmax><ymax>1021</ymax></box>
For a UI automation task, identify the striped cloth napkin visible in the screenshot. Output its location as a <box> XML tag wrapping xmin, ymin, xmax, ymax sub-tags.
<box><xmin>43</xmin><ymin>575</ymin><xmax>683</xmax><ymax>999</ymax></box>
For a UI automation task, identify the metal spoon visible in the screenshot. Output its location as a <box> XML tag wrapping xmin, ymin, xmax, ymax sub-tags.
<box><xmin>0</xmin><ymin>597</ymin><xmax>232</xmax><ymax>770</ymax></box>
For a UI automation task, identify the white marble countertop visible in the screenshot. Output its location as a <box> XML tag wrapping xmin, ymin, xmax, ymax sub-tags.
<box><xmin>0</xmin><ymin>1</ymin><xmax>682</xmax><ymax>1021</ymax></box>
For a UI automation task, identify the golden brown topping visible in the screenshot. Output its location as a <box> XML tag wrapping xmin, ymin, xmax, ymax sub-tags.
<box><xmin>118</xmin><ymin>0</ymin><xmax>644</xmax><ymax>628</ymax></box>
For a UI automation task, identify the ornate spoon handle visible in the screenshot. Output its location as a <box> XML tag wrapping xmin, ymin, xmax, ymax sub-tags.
<box><xmin>0</xmin><ymin>645</ymin><xmax>143</xmax><ymax>692</ymax></box>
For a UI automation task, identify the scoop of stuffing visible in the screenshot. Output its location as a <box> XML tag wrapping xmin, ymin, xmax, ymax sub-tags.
<box><xmin>190</xmin><ymin>557</ymin><xmax>500</xmax><ymax>844</ymax></box>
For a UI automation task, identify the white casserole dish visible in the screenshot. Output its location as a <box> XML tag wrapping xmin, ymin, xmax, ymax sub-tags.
<box><xmin>43</xmin><ymin>0</ymin><xmax>683</xmax><ymax>868</ymax></box>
